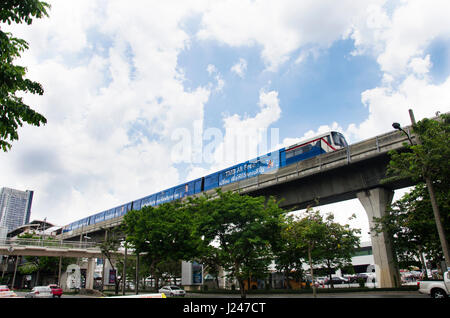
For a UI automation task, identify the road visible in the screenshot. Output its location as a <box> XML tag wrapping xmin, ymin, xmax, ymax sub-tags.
<box><xmin>9</xmin><ymin>290</ymin><xmax>427</xmax><ymax>298</ymax></box>
<box><xmin>185</xmin><ymin>290</ymin><xmax>428</xmax><ymax>298</ymax></box>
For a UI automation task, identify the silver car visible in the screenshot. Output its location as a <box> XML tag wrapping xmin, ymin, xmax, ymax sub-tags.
<box><xmin>25</xmin><ymin>286</ymin><xmax>53</xmax><ymax>298</ymax></box>
<box><xmin>158</xmin><ymin>285</ymin><xmax>186</xmax><ymax>297</ymax></box>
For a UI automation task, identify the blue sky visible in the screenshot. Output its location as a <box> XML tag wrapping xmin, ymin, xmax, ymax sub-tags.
<box><xmin>1</xmin><ymin>0</ymin><xmax>450</xmax><ymax>241</ymax></box>
<box><xmin>179</xmin><ymin>37</ymin><xmax>381</xmax><ymax>136</ymax></box>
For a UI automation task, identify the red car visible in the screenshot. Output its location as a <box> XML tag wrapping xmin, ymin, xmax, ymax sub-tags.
<box><xmin>48</xmin><ymin>284</ymin><xmax>63</xmax><ymax>298</ymax></box>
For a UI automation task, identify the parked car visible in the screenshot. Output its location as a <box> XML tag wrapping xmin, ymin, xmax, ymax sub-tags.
<box><xmin>418</xmin><ymin>271</ymin><xmax>450</xmax><ymax>298</ymax></box>
<box><xmin>48</xmin><ymin>284</ymin><xmax>63</xmax><ymax>298</ymax></box>
<box><xmin>357</xmin><ymin>272</ymin><xmax>376</xmax><ymax>283</ymax></box>
<box><xmin>324</xmin><ymin>276</ymin><xmax>349</xmax><ymax>285</ymax></box>
<box><xmin>0</xmin><ymin>285</ymin><xmax>17</xmax><ymax>298</ymax></box>
<box><xmin>25</xmin><ymin>286</ymin><xmax>53</xmax><ymax>298</ymax></box>
<box><xmin>344</xmin><ymin>275</ymin><xmax>359</xmax><ymax>283</ymax></box>
<box><xmin>158</xmin><ymin>285</ymin><xmax>186</xmax><ymax>297</ymax></box>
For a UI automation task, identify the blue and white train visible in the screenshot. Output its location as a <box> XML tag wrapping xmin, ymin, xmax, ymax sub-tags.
<box><xmin>62</xmin><ymin>131</ymin><xmax>348</xmax><ymax>233</ymax></box>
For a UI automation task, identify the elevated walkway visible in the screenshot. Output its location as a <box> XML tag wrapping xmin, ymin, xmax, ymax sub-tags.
<box><xmin>0</xmin><ymin>238</ymin><xmax>104</xmax><ymax>258</ymax></box>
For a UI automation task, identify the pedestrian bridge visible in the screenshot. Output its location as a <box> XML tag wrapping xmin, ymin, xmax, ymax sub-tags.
<box><xmin>0</xmin><ymin>238</ymin><xmax>103</xmax><ymax>258</ymax></box>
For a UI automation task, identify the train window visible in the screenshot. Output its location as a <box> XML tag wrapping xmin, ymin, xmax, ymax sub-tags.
<box><xmin>296</xmin><ymin>144</ymin><xmax>311</xmax><ymax>155</ymax></box>
<box><xmin>133</xmin><ymin>199</ymin><xmax>142</xmax><ymax>210</ymax></box>
<box><xmin>205</xmin><ymin>173</ymin><xmax>219</xmax><ymax>190</ymax></box>
<box><xmin>174</xmin><ymin>185</ymin><xmax>186</xmax><ymax>199</ymax></box>
<box><xmin>195</xmin><ymin>179</ymin><xmax>202</xmax><ymax>193</ymax></box>
<box><xmin>187</xmin><ymin>181</ymin><xmax>195</xmax><ymax>195</ymax></box>
<box><xmin>339</xmin><ymin>133</ymin><xmax>348</xmax><ymax>147</ymax></box>
<box><xmin>332</xmin><ymin>132</ymin><xmax>347</xmax><ymax>148</ymax></box>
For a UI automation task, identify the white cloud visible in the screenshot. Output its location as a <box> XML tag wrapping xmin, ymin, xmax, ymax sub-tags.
<box><xmin>409</xmin><ymin>55</ymin><xmax>432</xmax><ymax>76</ymax></box>
<box><xmin>197</xmin><ymin>0</ymin><xmax>384</xmax><ymax>71</ymax></box>
<box><xmin>231</xmin><ymin>58</ymin><xmax>248</xmax><ymax>78</ymax></box>
<box><xmin>1</xmin><ymin>0</ymin><xmax>214</xmax><ymax>225</ymax></box>
<box><xmin>352</xmin><ymin>74</ymin><xmax>450</xmax><ymax>140</ymax></box>
<box><xmin>341</xmin><ymin>0</ymin><xmax>450</xmax><ymax>143</ymax></box>
<box><xmin>206</xmin><ymin>89</ymin><xmax>282</xmax><ymax>170</ymax></box>
<box><xmin>348</xmin><ymin>0</ymin><xmax>450</xmax><ymax>78</ymax></box>
<box><xmin>206</xmin><ymin>64</ymin><xmax>225</xmax><ymax>92</ymax></box>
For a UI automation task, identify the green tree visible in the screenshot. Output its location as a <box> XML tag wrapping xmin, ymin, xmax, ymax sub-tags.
<box><xmin>113</xmin><ymin>252</ymin><xmax>136</xmax><ymax>292</ymax></box>
<box><xmin>273</xmin><ymin>214</ymin><xmax>307</xmax><ymax>289</ymax></box>
<box><xmin>123</xmin><ymin>200</ymin><xmax>203</xmax><ymax>290</ymax></box>
<box><xmin>196</xmin><ymin>190</ymin><xmax>285</xmax><ymax>298</ymax></box>
<box><xmin>99</xmin><ymin>227</ymin><xmax>125</xmax><ymax>294</ymax></box>
<box><xmin>282</xmin><ymin>209</ymin><xmax>327</xmax><ymax>297</ymax></box>
<box><xmin>386</xmin><ymin>113</ymin><xmax>450</xmax><ymax>267</ymax></box>
<box><xmin>0</xmin><ymin>0</ymin><xmax>50</xmax><ymax>151</ymax></box>
<box><xmin>318</xmin><ymin>213</ymin><xmax>360</xmax><ymax>288</ymax></box>
<box><xmin>197</xmin><ymin>246</ymin><xmax>222</xmax><ymax>289</ymax></box>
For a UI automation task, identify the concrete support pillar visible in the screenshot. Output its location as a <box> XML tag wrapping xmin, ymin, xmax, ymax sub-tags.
<box><xmin>103</xmin><ymin>258</ymin><xmax>113</xmax><ymax>288</ymax></box>
<box><xmin>86</xmin><ymin>258</ymin><xmax>96</xmax><ymax>289</ymax></box>
<box><xmin>357</xmin><ymin>187</ymin><xmax>400</xmax><ymax>288</ymax></box>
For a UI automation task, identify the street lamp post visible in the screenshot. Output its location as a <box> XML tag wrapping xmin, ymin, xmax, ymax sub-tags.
<box><xmin>392</xmin><ymin>109</ymin><xmax>450</xmax><ymax>270</ymax></box>
<box><xmin>392</xmin><ymin>122</ymin><xmax>413</xmax><ymax>145</ymax></box>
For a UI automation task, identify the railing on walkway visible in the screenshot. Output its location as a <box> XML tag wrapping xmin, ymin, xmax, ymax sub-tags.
<box><xmin>0</xmin><ymin>238</ymin><xmax>100</xmax><ymax>250</ymax></box>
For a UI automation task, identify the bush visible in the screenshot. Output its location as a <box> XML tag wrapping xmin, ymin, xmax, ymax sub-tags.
<box><xmin>358</xmin><ymin>278</ymin><xmax>365</xmax><ymax>288</ymax></box>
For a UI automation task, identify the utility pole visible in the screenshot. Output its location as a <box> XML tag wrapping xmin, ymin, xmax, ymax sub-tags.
<box><xmin>58</xmin><ymin>256</ymin><xmax>62</xmax><ymax>286</ymax></box>
<box><xmin>11</xmin><ymin>256</ymin><xmax>19</xmax><ymax>289</ymax></box>
<box><xmin>409</xmin><ymin>109</ymin><xmax>450</xmax><ymax>269</ymax></box>
<box><xmin>122</xmin><ymin>244</ymin><xmax>127</xmax><ymax>295</ymax></box>
<box><xmin>135</xmin><ymin>252</ymin><xmax>139</xmax><ymax>295</ymax></box>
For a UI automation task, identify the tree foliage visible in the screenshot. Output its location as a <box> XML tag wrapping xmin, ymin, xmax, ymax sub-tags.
<box><xmin>123</xmin><ymin>200</ymin><xmax>203</xmax><ymax>290</ymax></box>
<box><xmin>386</xmin><ymin>113</ymin><xmax>450</xmax><ymax>184</ymax></box>
<box><xmin>382</xmin><ymin>113</ymin><xmax>450</xmax><ymax>268</ymax></box>
<box><xmin>373</xmin><ymin>183</ymin><xmax>449</xmax><ymax>269</ymax></box>
<box><xmin>99</xmin><ymin>227</ymin><xmax>125</xmax><ymax>294</ymax></box>
<box><xmin>318</xmin><ymin>213</ymin><xmax>360</xmax><ymax>286</ymax></box>
<box><xmin>195</xmin><ymin>190</ymin><xmax>285</xmax><ymax>298</ymax></box>
<box><xmin>281</xmin><ymin>209</ymin><xmax>327</xmax><ymax>296</ymax></box>
<box><xmin>0</xmin><ymin>0</ymin><xmax>50</xmax><ymax>151</ymax></box>
<box><xmin>122</xmin><ymin>190</ymin><xmax>362</xmax><ymax>296</ymax></box>
<box><xmin>273</xmin><ymin>214</ymin><xmax>307</xmax><ymax>289</ymax></box>
<box><xmin>277</xmin><ymin>209</ymin><xmax>360</xmax><ymax>292</ymax></box>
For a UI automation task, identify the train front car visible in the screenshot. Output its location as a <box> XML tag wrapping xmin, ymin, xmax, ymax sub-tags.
<box><xmin>330</xmin><ymin>131</ymin><xmax>348</xmax><ymax>149</ymax></box>
<box><xmin>283</xmin><ymin>131</ymin><xmax>348</xmax><ymax>166</ymax></box>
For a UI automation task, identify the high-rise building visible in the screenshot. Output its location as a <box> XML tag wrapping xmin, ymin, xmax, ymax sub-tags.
<box><xmin>0</xmin><ymin>187</ymin><xmax>34</xmax><ymax>236</ymax></box>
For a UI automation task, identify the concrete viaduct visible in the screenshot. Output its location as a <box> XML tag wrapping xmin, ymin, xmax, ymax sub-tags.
<box><xmin>3</xmin><ymin>124</ymin><xmax>421</xmax><ymax>289</ymax></box>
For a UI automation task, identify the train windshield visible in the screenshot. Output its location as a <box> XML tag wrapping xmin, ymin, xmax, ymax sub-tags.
<box><xmin>331</xmin><ymin>132</ymin><xmax>348</xmax><ymax>148</ymax></box>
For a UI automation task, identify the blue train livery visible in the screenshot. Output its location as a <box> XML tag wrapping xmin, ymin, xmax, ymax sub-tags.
<box><xmin>62</xmin><ymin>131</ymin><xmax>348</xmax><ymax>233</ymax></box>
